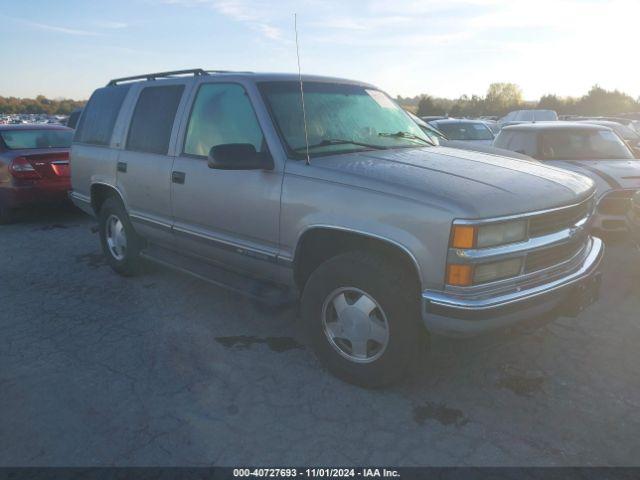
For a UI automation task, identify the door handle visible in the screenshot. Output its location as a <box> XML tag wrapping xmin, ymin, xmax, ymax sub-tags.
<box><xmin>172</xmin><ymin>171</ymin><xmax>186</xmax><ymax>184</ymax></box>
<box><xmin>117</xmin><ymin>162</ymin><xmax>127</xmax><ymax>173</ymax></box>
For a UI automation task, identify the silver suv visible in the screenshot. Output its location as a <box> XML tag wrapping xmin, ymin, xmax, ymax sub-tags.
<box><xmin>70</xmin><ymin>69</ymin><xmax>604</xmax><ymax>387</ymax></box>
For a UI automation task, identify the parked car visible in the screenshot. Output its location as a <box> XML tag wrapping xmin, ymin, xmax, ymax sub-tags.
<box><xmin>70</xmin><ymin>69</ymin><xmax>603</xmax><ymax>387</ymax></box>
<box><xmin>586</xmin><ymin>116</ymin><xmax>639</xmax><ymax>133</ymax></box>
<box><xmin>428</xmin><ymin>119</ymin><xmax>495</xmax><ymax>146</ymax></box>
<box><xmin>408</xmin><ymin>113</ymin><xmax>534</xmax><ymax>160</ymax></box>
<box><xmin>627</xmin><ymin>191</ymin><xmax>640</xmax><ymax>245</ymax></box>
<box><xmin>420</xmin><ymin>115</ymin><xmax>447</xmax><ymax>123</ymax></box>
<box><xmin>494</xmin><ymin>122</ymin><xmax>640</xmax><ymax>232</ymax></box>
<box><xmin>0</xmin><ymin>124</ymin><xmax>73</xmax><ymax>223</ymax></box>
<box><xmin>498</xmin><ymin>109</ymin><xmax>558</xmax><ymax>129</ymax></box>
<box><xmin>578</xmin><ymin>120</ymin><xmax>640</xmax><ymax>155</ymax></box>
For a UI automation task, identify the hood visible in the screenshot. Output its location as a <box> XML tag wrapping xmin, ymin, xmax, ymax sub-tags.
<box><xmin>552</xmin><ymin>159</ymin><xmax>640</xmax><ymax>198</ymax></box>
<box><xmin>305</xmin><ymin>146</ymin><xmax>595</xmax><ymax>219</ymax></box>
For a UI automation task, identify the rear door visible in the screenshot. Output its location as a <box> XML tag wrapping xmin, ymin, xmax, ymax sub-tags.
<box><xmin>116</xmin><ymin>82</ymin><xmax>189</xmax><ymax>247</ymax></box>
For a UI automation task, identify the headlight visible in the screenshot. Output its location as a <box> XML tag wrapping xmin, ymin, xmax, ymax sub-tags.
<box><xmin>477</xmin><ymin>221</ymin><xmax>527</xmax><ymax>248</ymax></box>
<box><xmin>473</xmin><ymin>258</ymin><xmax>523</xmax><ymax>284</ymax></box>
<box><xmin>451</xmin><ymin>221</ymin><xmax>527</xmax><ymax>249</ymax></box>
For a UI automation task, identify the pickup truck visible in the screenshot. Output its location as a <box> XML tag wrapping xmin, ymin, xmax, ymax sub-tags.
<box><xmin>70</xmin><ymin>69</ymin><xmax>604</xmax><ymax>387</ymax></box>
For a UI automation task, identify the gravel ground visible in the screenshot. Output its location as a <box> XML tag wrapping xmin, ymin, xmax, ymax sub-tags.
<box><xmin>0</xmin><ymin>208</ymin><xmax>639</xmax><ymax>466</ymax></box>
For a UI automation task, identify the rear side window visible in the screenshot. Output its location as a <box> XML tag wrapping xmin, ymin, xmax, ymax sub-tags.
<box><xmin>126</xmin><ymin>85</ymin><xmax>185</xmax><ymax>155</ymax></box>
<box><xmin>493</xmin><ymin>131</ymin><xmax>513</xmax><ymax>149</ymax></box>
<box><xmin>498</xmin><ymin>131</ymin><xmax>538</xmax><ymax>157</ymax></box>
<box><xmin>74</xmin><ymin>85</ymin><xmax>130</xmax><ymax>146</ymax></box>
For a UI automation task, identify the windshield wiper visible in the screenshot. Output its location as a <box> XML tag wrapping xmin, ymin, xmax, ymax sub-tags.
<box><xmin>378</xmin><ymin>131</ymin><xmax>434</xmax><ymax>146</ymax></box>
<box><xmin>294</xmin><ymin>139</ymin><xmax>388</xmax><ymax>152</ymax></box>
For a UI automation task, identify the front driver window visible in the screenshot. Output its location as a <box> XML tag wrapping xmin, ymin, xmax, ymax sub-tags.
<box><xmin>184</xmin><ymin>83</ymin><xmax>265</xmax><ymax>157</ymax></box>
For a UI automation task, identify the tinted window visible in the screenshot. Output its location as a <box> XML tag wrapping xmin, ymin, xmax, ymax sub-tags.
<box><xmin>74</xmin><ymin>85</ymin><xmax>130</xmax><ymax>146</ymax></box>
<box><xmin>126</xmin><ymin>85</ymin><xmax>184</xmax><ymax>155</ymax></box>
<box><xmin>493</xmin><ymin>131</ymin><xmax>513</xmax><ymax>149</ymax></box>
<box><xmin>514</xmin><ymin>110</ymin><xmax>534</xmax><ymax>121</ymax></box>
<box><xmin>534</xmin><ymin>110</ymin><xmax>558</xmax><ymax>121</ymax></box>
<box><xmin>1</xmin><ymin>129</ymin><xmax>73</xmax><ymax>150</ymax></box>
<box><xmin>540</xmin><ymin>129</ymin><xmax>634</xmax><ymax>160</ymax></box>
<box><xmin>184</xmin><ymin>83</ymin><xmax>264</xmax><ymax>157</ymax></box>
<box><xmin>494</xmin><ymin>131</ymin><xmax>537</xmax><ymax>157</ymax></box>
<box><xmin>433</xmin><ymin>122</ymin><xmax>494</xmax><ymax>141</ymax></box>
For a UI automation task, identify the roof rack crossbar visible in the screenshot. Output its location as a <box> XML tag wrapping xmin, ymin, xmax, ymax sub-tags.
<box><xmin>107</xmin><ymin>69</ymin><xmax>210</xmax><ymax>86</ymax></box>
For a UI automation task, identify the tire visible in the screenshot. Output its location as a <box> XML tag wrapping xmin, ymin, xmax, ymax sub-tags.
<box><xmin>301</xmin><ymin>251</ymin><xmax>423</xmax><ymax>388</ymax></box>
<box><xmin>98</xmin><ymin>196</ymin><xmax>142</xmax><ymax>276</ymax></box>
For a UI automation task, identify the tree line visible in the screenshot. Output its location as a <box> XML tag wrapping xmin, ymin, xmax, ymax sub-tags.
<box><xmin>3</xmin><ymin>83</ymin><xmax>639</xmax><ymax>119</ymax></box>
<box><xmin>0</xmin><ymin>95</ymin><xmax>86</xmax><ymax>115</ymax></box>
<box><xmin>398</xmin><ymin>83</ymin><xmax>640</xmax><ymax>118</ymax></box>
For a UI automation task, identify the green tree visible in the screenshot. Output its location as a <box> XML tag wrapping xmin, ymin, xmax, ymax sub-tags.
<box><xmin>484</xmin><ymin>82</ymin><xmax>523</xmax><ymax>116</ymax></box>
<box><xmin>416</xmin><ymin>95</ymin><xmax>444</xmax><ymax>116</ymax></box>
<box><xmin>576</xmin><ymin>85</ymin><xmax>638</xmax><ymax>115</ymax></box>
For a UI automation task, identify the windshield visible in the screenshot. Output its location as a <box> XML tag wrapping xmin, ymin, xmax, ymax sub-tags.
<box><xmin>433</xmin><ymin>122</ymin><xmax>494</xmax><ymax>141</ymax></box>
<box><xmin>540</xmin><ymin>129</ymin><xmax>634</xmax><ymax>160</ymax></box>
<box><xmin>1</xmin><ymin>129</ymin><xmax>72</xmax><ymax>150</ymax></box>
<box><xmin>259</xmin><ymin>82</ymin><xmax>431</xmax><ymax>158</ymax></box>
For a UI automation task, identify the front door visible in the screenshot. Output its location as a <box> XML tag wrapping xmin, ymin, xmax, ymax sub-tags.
<box><xmin>171</xmin><ymin>82</ymin><xmax>283</xmax><ymax>280</ymax></box>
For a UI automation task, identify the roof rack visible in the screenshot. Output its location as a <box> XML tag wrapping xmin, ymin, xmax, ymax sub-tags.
<box><xmin>107</xmin><ymin>69</ymin><xmax>255</xmax><ymax>86</ymax></box>
<box><xmin>107</xmin><ymin>69</ymin><xmax>210</xmax><ymax>86</ymax></box>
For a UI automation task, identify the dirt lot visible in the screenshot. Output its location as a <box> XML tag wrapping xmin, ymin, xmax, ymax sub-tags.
<box><xmin>1</xmin><ymin>208</ymin><xmax>639</xmax><ymax>466</ymax></box>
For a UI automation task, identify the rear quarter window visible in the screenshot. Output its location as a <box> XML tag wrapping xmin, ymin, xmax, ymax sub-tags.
<box><xmin>126</xmin><ymin>85</ymin><xmax>185</xmax><ymax>155</ymax></box>
<box><xmin>493</xmin><ymin>131</ymin><xmax>513</xmax><ymax>149</ymax></box>
<box><xmin>74</xmin><ymin>85</ymin><xmax>130</xmax><ymax>146</ymax></box>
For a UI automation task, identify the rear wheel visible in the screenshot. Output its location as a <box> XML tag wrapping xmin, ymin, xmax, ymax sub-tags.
<box><xmin>301</xmin><ymin>251</ymin><xmax>423</xmax><ymax>388</ymax></box>
<box><xmin>98</xmin><ymin>196</ymin><xmax>142</xmax><ymax>276</ymax></box>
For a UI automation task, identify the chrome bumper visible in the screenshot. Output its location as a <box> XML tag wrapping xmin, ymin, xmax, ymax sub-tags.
<box><xmin>422</xmin><ymin>236</ymin><xmax>604</xmax><ymax>337</ymax></box>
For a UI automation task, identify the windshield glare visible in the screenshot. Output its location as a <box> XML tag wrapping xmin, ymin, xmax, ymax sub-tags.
<box><xmin>259</xmin><ymin>82</ymin><xmax>430</xmax><ymax>158</ymax></box>
<box><xmin>1</xmin><ymin>129</ymin><xmax>72</xmax><ymax>150</ymax></box>
<box><xmin>434</xmin><ymin>122</ymin><xmax>493</xmax><ymax>141</ymax></box>
<box><xmin>540</xmin><ymin>129</ymin><xmax>634</xmax><ymax>160</ymax></box>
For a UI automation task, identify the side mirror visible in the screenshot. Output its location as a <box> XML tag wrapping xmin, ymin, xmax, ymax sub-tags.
<box><xmin>207</xmin><ymin>143</ymin><xmax>273</xmax><ymax>170</ymax></box>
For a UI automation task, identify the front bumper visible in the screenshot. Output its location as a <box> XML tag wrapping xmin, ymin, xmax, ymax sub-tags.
<box><xmin>422</xmin><ymin>236</ymin><xmax>604</xmax><ymax>337</ymax></box>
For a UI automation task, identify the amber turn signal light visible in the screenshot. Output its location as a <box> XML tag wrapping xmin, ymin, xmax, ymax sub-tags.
<box><xmin>446</xmin><ymin>264</ymin><xmax>473</xmax><ymax>287</ymax></box>
<box><xmin>451</xmin><ymin>225</ymin><xmax>477</xmax><ymax>249</ymax></box>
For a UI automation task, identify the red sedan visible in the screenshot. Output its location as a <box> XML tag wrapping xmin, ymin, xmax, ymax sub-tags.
<box><xmin>0</xmin><ymin>124</ymin><xmax>73</xmax><ymax>223</ymax></box>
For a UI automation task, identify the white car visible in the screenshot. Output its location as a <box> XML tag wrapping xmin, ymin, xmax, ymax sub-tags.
<box><xmin>495</xmin><ymin>122</ymin><xmax>640</xmax><ymax>232</ymax></box>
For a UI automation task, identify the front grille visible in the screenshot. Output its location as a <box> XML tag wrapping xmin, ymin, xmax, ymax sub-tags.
<box><xmin>528</xmin><ymin>198</ymin><xmax>592</xmax><ymax>237</ymax></box>
<box><xmin>524</xmin><ymin>238</ymin><xmax>584</xmax><ymax>273</ymax></box>
<box><xmin>598</xmin><ymin>191</ymin><xmax>634</xmax><ymax>216</ymax></box>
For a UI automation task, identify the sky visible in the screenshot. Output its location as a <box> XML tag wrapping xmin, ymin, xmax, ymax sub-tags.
<box><xmin>1</xmin><ymin>0</ymin><xmax>638</xmax><ymax>101</ymax></box>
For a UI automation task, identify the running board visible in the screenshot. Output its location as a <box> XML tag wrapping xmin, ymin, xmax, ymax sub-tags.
<box><xmin>140</xmin><ymin>244</ymin><xmax>297</xmax><ymax>307</ymax></box>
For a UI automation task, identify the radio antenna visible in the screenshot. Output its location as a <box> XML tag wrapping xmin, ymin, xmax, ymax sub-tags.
<box><xmin>294</xmin><ymin>13</ymin><xmax>311</xmax><ymax>166</ymax></box>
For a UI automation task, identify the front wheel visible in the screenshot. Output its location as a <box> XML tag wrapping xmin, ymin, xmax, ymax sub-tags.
<box><xmin>301</xmin><ymin>251</ymin><xmax>423</xmax><ymax>388</ymax></box>
<box><xmin>98</xmin><ymin>197</ymin><xmax>142</xmax><ymax>276</ymax></box>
